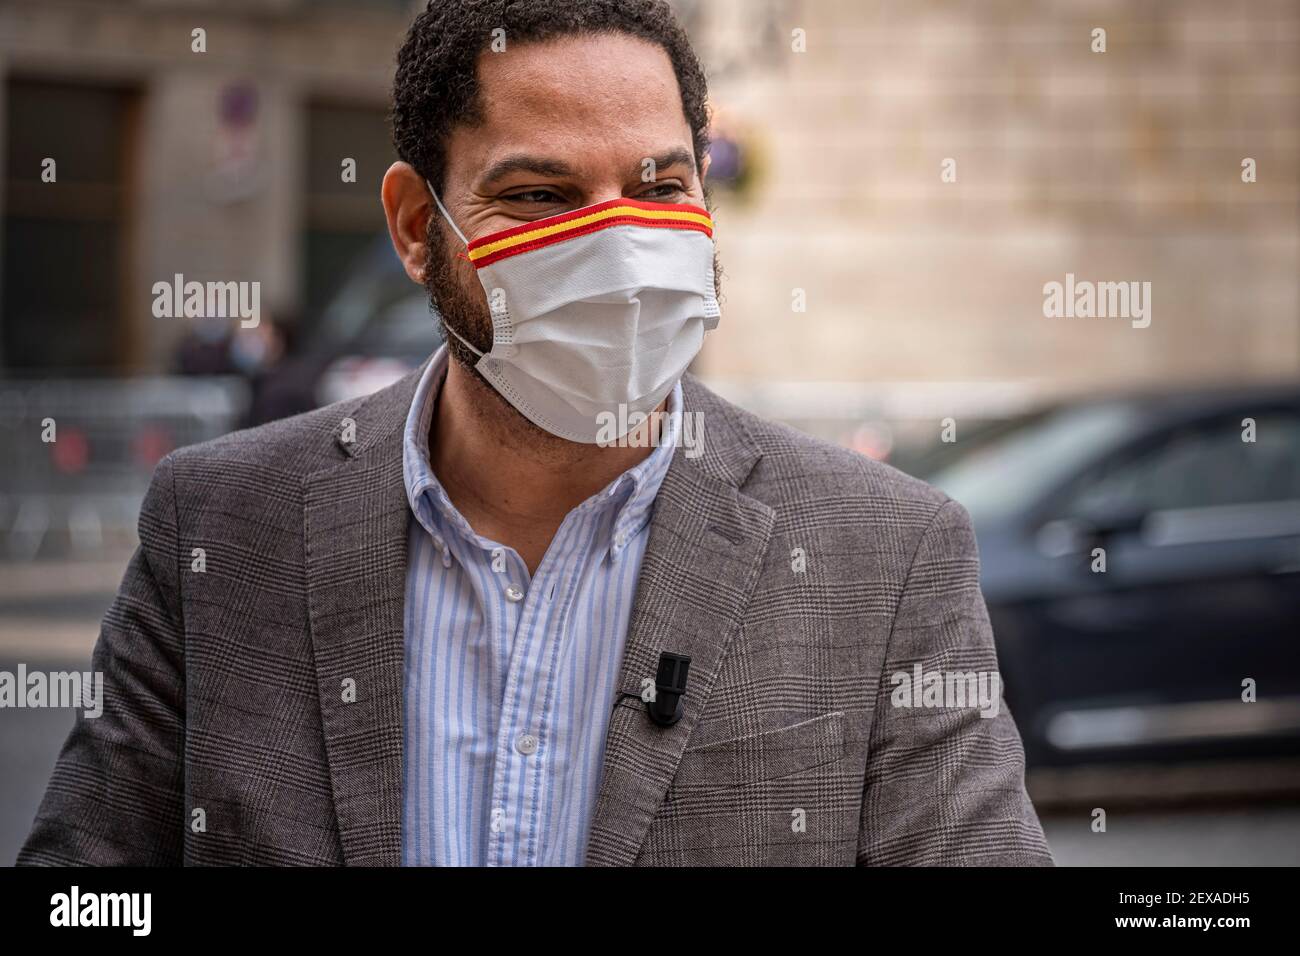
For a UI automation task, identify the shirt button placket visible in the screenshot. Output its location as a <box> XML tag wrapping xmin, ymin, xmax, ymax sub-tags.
<box><xmin>493</xmin><ymin>552</ymin><xmax>533</xmax><ymax>865</ymax></box>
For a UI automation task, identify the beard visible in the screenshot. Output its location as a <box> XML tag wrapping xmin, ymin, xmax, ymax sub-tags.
<box><xmin>422</xmin><ymin>217</ymin><xmax>585</xmax><ymax>457</ymax></box>
<box><xmin>423</xmin><ymin>217</ymin><xmax>493</xmax><ymax>377</ymax></box>
<box><xmin>420</xmin><ymin>213</ymin><xmax>724</xmax><ymax>451</ymax></box>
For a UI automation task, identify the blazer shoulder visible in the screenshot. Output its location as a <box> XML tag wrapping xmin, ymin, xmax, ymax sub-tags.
<box><xmin>166</xmin><ymin>393</ymin><xmax>372</xmax><ymax>475</ymax></box>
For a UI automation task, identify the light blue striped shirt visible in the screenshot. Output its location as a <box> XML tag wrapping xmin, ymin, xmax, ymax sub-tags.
<box><xmin>401</xmin><ymin>346</ymin><xmax>681</xmax><ymax>866</ymax></box>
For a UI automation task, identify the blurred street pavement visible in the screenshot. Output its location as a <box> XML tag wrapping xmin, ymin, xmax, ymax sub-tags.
<box><xmin>1</xmin><ymin>557</ymin><xmax>119</xmax><ymax>863</ymax></box>
<box><xmin>1041</xmin><ymin>806</ymin><xmax>1300</xmax><ymax>866</ymax></box>
<box><xmin>0</xmin><ymin>557</ymin><xmax>124</xmax><ymax>661</ymax></box>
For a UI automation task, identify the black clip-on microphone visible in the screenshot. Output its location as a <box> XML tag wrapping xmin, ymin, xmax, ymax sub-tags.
<box><xmin>647</xmin><ymin>652</ymin><xmax>691</xmax><ymax>726</ymax></box>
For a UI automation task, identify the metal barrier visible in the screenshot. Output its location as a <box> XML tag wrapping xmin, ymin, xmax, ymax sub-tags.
<box><xmin>0</xmin><ymin>376</ymin><xmax>249</xmax><ymax>560</ymax></box>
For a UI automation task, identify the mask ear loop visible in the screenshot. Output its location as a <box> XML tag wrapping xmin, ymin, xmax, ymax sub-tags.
<box><xmin>440</xmin><ymin>313</ymin><xmax>486</xmax><ymax>359</ymax></box>
<box><xmin>424</xmin><ymin>179</ymin><xmax>486</xmax><ymax>359</ymax></box>
<box><xmin>426</xmin><ymin>179</ymin><xmax>470</xmax><ymax>252</ymax></box>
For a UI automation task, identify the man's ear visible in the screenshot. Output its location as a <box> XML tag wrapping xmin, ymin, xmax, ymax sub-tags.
<box><xmin>699</xmin><ymin>151</ymin><xmax>711</xmax><ymax>184</ymax></box>
<box><xmin>381</xmin><ymin>161</ymin><xmax>433</xmax><ymax>284</ymax></box>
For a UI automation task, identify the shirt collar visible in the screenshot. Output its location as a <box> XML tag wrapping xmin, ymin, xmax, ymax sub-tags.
<box><xmin>402</xmin><ymin>344</ymin><xmax>681</xmax><ymax>561</ymax></box>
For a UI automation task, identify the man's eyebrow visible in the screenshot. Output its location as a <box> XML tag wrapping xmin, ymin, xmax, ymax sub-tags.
<box><xmin>638</xmin><ymin>148</ymin><xmax>696</xmax><ymax>179</ymax></box>
<box><xmin>478</xmin><ymin>154</ymin><xmax>575</xmax><ymax>187</ymax></box>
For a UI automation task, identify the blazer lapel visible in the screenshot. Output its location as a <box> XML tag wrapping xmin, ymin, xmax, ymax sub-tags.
<box><xmin>303</xmin><ymin>369</ymin><xmax>422</xmax><ymax>866</ymax></box>
<box><xmin>586</xmin><ymin>376</ymin><xmax>776</xmax><ymax>866</ymax></box>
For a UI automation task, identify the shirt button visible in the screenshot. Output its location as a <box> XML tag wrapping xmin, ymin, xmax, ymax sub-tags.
<box><xmin>505</xmin><ymin>584</ymin><xmax>524</xmax><ymax>602</ymax></box>
<box><xmin>515</xmin><ymin>733</ymin><xmax>538</xmax><ymax>755</ymax></box>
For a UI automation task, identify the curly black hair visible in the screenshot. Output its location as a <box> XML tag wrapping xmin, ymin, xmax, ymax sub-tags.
<box><xmin>391</xmin><ymin>0</ymin><xmax>711</xmax><ymax>194</ymax></box>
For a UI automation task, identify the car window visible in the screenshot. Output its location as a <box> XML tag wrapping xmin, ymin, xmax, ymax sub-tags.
<box><xmin>353</xmin><ymin>294</ymin><xmax>440</xmax><ymax>360</ymax></box>
<box><xmin>926</xmin><ymin>403</ymin><xmax>1137</xmax><ymax>523</ymax></box>
<box><xmin>890</xmin><ymin>410</ymin><xmax>1055</xmax><ymax>479</ymax></box>
<box><xmin>310</xmin><ymin>238</ymin><xmax>408</xmax><ymax>352</ymax></box>
<box><xmin>1065</xmin><ymin>411</ymin><xmax>1300</xmax><ymax>517</ymax></box>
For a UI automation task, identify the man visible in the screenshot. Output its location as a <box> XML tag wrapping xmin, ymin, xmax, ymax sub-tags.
<box><xmin>19</xmin><ymin>0</ymin><xmax>1051</xmax><ymax>866</ymax></box>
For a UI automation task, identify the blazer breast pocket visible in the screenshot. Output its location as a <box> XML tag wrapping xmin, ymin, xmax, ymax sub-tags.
<box><xmin>676</xmin><ymin>711</ymin><xmax>848</xmax><ymax>790</ymax></box>
<box><xmin>642</xmin><ymin>712</ymin><xmax>860</xmax><ymax>865</ymax></box>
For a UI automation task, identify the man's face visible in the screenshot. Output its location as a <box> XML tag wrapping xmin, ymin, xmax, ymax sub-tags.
<box><xmin>424</xmin><ymin>31</ymin><xmax>711</xmax><ymax>370</ymax></box>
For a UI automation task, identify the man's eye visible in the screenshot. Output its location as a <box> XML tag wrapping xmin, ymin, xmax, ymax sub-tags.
<box><xmin>639</xmin><ymin>183</ymin><xmax>685</xmax><ymax>200</ymax></box>
<box><xmin>504</xmin><ymin>189</ymin><xmax>564</xmax><ymax>204</ymax></box>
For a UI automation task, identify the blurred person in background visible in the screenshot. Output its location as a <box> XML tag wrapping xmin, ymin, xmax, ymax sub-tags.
<box><xmin>18</xmin><ymin>0</ymin><xmax>1049</xmax><ymax>867</ymax></box>
<box><xmin>234</xmin><ymin>310</ymin><xmax>316</xmax><ymax>427</ymax></box>
<box><xmin>172</xmin><ymin>319</ymin><xmax>237</xmax><ymax>378</ymax></box>
<box><xmin>172</xmin><ymin>309</ymin><xmax>314</xmax><ymax>428</ymax></box>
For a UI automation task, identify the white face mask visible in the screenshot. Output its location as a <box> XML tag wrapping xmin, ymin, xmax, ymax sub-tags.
<box><xmin>427</xmin><ymin>183</ymin><xmax>720</xmax><ymax>444</ymax></box>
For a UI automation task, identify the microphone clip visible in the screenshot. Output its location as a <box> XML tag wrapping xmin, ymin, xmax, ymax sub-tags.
<box><xmin>647</xmin><ymin>652</ymin><xmax>691</xmax><ymax>727</ymax></box>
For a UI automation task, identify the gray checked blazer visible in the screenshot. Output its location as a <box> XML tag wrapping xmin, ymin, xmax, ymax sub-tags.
<box><xmin>18</xmin><ymin>365</ymin><xmax>1052</xmax><ymax>866</ymax></box>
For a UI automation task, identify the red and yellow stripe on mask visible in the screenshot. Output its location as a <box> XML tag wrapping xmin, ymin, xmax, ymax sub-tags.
<box><xmin>466</xmin><ymin>197</ymin><xmax>713</xmax><ymax>269</ymax></box>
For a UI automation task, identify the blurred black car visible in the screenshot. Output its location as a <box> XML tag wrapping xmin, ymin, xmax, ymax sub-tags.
<box><xmin>249</xmin><ymin>238</ymin><xmax>440</xmax><ymax>423</ymax></box>
<box><xmin>897</xmin><ymin>385</ymin><xmax>1300</xmax><ymax>767</ymax></box>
